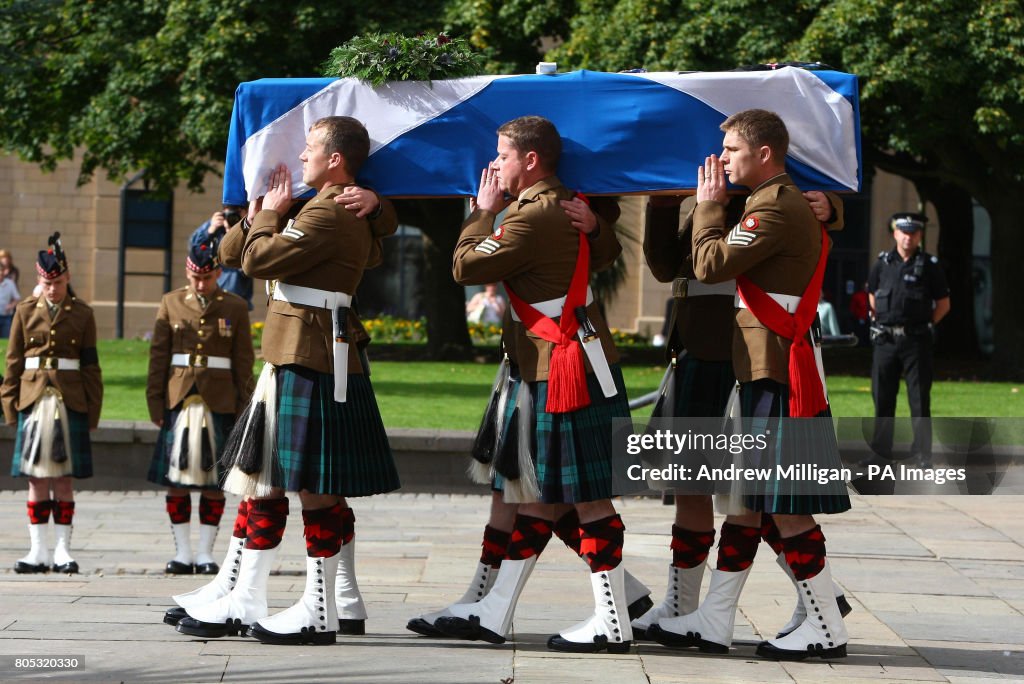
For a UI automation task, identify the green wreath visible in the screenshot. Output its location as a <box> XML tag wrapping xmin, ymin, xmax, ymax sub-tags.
<box><xmin>323</xmin><ymin>32</ymin><xmax>484</xmax><ymax>86</ymax></box>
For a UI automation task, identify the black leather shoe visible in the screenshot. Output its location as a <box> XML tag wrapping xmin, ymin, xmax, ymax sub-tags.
<box><xmin>756</xmin><ymin>639</ymin><xmax>847</xmax><ymax>660</ymax></box>
<box><xmin>626</xmin><ymin>595</ymin><xmax>654</xmax><ymax>622</ymax></box>
<box><xmin>52</xmin><ymin>561</ymin><xmax>79</xmax><ymax>574</ymax></box>
<box><xmin>338</xmin><ymin>619</ymin><xmax>365</xmax><ymax>635</ymax></box>
<box><xmin>166</xmin><ymin>560</ymin><xmax>195</xmax><ymax>575</ymax></box>
<box><xmin>14</xmin><ymin>561</ymin><xmax>49</xmax><ymax>574</ymax></box>
<box><xmin>176</xmin><ymin>616</ymin><xmax>247</xmax><ymax>638</ymax></box>
<box><xmin>547</xmin><ymin>633</ymin><xmax>631</xmax><ymax>654</ymax></box>
<box><xmin>433</xmin><ymin>615</ymin><xmax>506</xmax><ymax>644</ymax></box>
<box><xmin>164</xmin><ymin>607</ymin><xmax>187</xmax><ymax>626</ymax></box>
<box><xmin>248</xmin><ymin>623</ymin><xmax>337</xmax><ymax>646</ymax></box>
<box><xmin>195</xmin><ymin>562</ymin><xmax>219</xmax><ymax>575</ymax></box>
<box><xmin>406</xmin><ymin>617</ymin><xmax>444</xmax><ymax>637</ymax></box>
<box><xmin>647</xmin><ymin>624</ymin><xmax>727</xmax><ymax>653</ymax></box>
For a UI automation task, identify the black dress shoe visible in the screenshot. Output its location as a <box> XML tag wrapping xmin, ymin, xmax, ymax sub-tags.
<box><xmin>248</xmin><ymin>623</ymin><xmax>337</xmax><ymax>646</ymax></box>
<box><xmin>166</xmin><ymin>560</ymin><xmax>195</xmax><ymax>575</ymax></box>
<box><xmin>756</xmin><ymin>639</ymin><xmax>847</xmax><ymax>661</ymax></box>
<box><xmin>405</xmin><ymin>617</ymin><xmax>444</xmax><ymax>637</ymax></box>
<box><xmin>547</xmin><ymin>633</ymin><xmax>631</xmax><ymax>654</ymax></box>
<box><xmin>195</xmin><ymin>562</ymin><xmax>219</xmax><ymax>575</ymax></box>
<box><xmin>433</xmin><ymin>615</ymin><xmax>506</xmax><ymax>644</ymax></box>
<box><xmin>176</xmin><ymin>616</ymin><xmax>247</xmax><ymax>638</ymax></box>
<box><xmin>338</xmin><ymin>619</ymin><xmax>365</xmax><ymax>635</ymax></box>
<box><xmin>14</xmin><ymin>561</ymin><xmax>49</xmax><ymax>574</ymax></box>
<box><xmin>52</xmin><ymin>561</ymin><xmax>79</xmax><ymax>574</ymax></box>
<box><xmin>646</xmin><ymin>624</ymin><xmax>727</xmax><ymax>653</ymax></box>
<box><xmin>164</xmin><ymin>607</ymin><xmax>188</xmax><ymax>626</ymax></box>
<box><xmin>626</xmin><ymin>595</ymin><xmax>654</xmax><ymax>622</ymax></box>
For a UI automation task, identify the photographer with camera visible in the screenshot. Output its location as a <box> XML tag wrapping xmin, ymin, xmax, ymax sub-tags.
<box><xmin>189</xmin><ymin>207</ymin><xmax>253</xmax><ymax>309</ymax></box>
<box><xmin>868</xmin><ymin>212</ymin><xmax>950</xmax><ymax>466</ymax></box>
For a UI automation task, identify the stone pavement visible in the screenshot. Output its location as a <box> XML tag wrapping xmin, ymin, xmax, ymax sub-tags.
<box><xmin>0</xmin><ymin>490</ymin><xmax>1022</xmax><ymax>683</ymax></box>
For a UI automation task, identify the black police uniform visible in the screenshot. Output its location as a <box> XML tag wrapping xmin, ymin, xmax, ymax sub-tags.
<box><xmin>867</xmin><ymin>246</ymin><xmax>949</xmax><ymax>459</ymax></box>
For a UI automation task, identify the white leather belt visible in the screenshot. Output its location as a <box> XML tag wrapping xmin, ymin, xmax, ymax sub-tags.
<box><xmin>509</xmin><ymin>286</ymin><xmax>616</xmax><ymax>399</ymax></box>
<box><xmin>25</xmin><ymin>357</ymin><xmax>79</xmax><ymax>370</ymax></box>
<box><xmin>272</xmin><ymin>282</ymin><xmax>353</xmax><ymax>402</ymax></box>
<box><xmin>171</xmin><ymin>353</ymin><xmax>231</xmax><ymax>370</ymax></box>
<box><xmin>735</xmin><ymin>291</ymin><xmax>802</xmax><ymax>314</ymax></box>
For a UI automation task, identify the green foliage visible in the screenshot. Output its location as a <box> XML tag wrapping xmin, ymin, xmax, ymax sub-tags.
<box><xmin>444</xmin><ymin>0</ymin><xmax>574</xmax><ymax>73</ymax></box>
<box><xmin>322</xmin><ymin>32</ymin><xmax>484</xmax><ymax>85</ymax></box>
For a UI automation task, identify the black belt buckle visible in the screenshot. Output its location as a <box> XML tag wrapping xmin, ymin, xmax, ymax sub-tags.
<box><xmin>869</xmin><ymin>324</ymin><xmax>891</xmax><ymax>344</ymax></box>
<box><xmin>672</xmin><ymin>277</ymin><xmax>688</xmax><ymax>300</ymax></box>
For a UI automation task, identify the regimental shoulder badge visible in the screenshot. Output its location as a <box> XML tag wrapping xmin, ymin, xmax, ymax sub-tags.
<box><xmin>474</xmin><ymin>237</ymin><xmax>502</xmax><ymax>255</ymax></box>
<box><xmin>281</xmin><ymin>218</ymin><xmax>304</xmax><ymax>241</ymax></box>
<box><xmin>726</xmin><ymin>214</ymin><xmax>760</xmax><ymax>246</ymax></box>
<box><xmin>493</xmin><ymin>225</ymin><xmax>505</xmax><ymax>240</ymax></box>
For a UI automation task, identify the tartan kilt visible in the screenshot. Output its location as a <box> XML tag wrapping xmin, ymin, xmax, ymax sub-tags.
<box><xmin>146</xmin><ymin>405</ymin><xmax>234</xmax><ymax>489</ymax></box>
<box><xmin>10</xmin><ymin>406</ymin><xmax>92</xmax><ymax>479</ymax></box>
<box><xmin>667</xmin><ymin>354</ymin><xmax>735</xmax><ymax>419</ymax></box>
<box><xmin>495</xmin><ymin>364</ymin><xmax>630</xmax><ymax>504</ymax></box>
<box><xmin>275</xmin><ymin>365</ymin><xmax>400</xmax><ymax>496</ymax></box>
<box><xmin>740</xmin><ymin>379</ymin><xmax>851</xmax><ymax>515</ymax></box>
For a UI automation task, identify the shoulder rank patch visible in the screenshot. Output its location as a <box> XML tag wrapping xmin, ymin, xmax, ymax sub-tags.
<box><xmin>726</xmin><ymin>215</ymin><xmax>760</xmax><ymax>246</ymax></box>
<box><xmin>474</xmin><ymin>237</ymin><xmax>502</xmax><ymax>255</ymax></box>
<box><xmin>281</xmin><ymin>219</ymin><xmax>304</xmax><ymax>241</ymax></box>
<box><xmin>493</xmin><ymin>225</ymin><xmax>505</xmax><ymax>240</ymax></box>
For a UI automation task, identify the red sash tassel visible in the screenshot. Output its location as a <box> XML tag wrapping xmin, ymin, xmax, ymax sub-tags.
<box><xmin>505</xmin><ymin>233</ymin><xmax>592</xmax><ymax>413</ymax></box>
<box><xmin>735</xmin><ymin>225</ymin><xmax>830</xmax><ymax>418</ymax></box>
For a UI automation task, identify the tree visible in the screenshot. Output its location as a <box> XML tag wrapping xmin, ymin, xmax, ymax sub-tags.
<box><xmin>552</xmin><ymin>0</ymin><xmax>1024</xmax><ymax>375</ymax></box>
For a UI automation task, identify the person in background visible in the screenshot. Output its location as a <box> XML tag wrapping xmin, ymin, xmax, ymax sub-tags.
<box><xmin>465</xmin><ymin>283</ymin><xmax>507</xmax><ymax>324</ymax></box>
<box><xmin>190</xmin><ymin>207</ymin><xmax>254</xmax><ymax>309</ymax></box>
<box><xmin>0</xmin><ymin>248</ymin><xmax>21</xmax><ymax>285</ymax></box>
<box><xmin>0</xmin><ymin>259</ymin><xmax>20</xmax><ymax>338</ymax></box>
<box><xmin>2</xmin><ymin>233</ymin><xmax>103</xmax><ymax>576</ymax></box>
<box><xmin>817</xmin><ymin>290</ymin><xmax>841</xmax><ymax>336</ymax></box>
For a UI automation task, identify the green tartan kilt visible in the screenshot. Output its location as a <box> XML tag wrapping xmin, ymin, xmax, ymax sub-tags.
<box><xmin>10</xmin><ymin>406</ymin><xmax>92</xmax><ymax>479</ymax></box>
<box><xmin>146</xmin><ymin>404</ymin><xmax>234</xmax><ymax>489</ymax></box>
<box><xmin>740</xmin><ymin>379</ymin><xmax>851</xmax><ymax>515</ymax></box>
<box><xmin>275</xmin><ymin>365</ymin><xmax>400</xmax><ymax>496</ymax></box>
<box><xmin>495</xmin><ymin>364</ymin><xmax>630</xmax><ymax>504</ymax></box>
<box><xmin>667</xmin><ymin>354</ymin><xmax>735</xmax><ymax>418</ymax></box>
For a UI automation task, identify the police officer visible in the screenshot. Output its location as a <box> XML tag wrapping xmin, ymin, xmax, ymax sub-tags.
<box><xmin>868</xmin><ymin>212</ymin><xmax>951</xmax><ymax>464</ymax></box>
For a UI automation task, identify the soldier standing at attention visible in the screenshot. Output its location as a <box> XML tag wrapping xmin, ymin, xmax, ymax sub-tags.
<box><xmin>3</xmin><ymin>233</ymin><xmax>103</xmax><ymax>575</ymax></box>
<box><xmin>146</xmin><ymin>238</ymin><xmax>255</xmax><ymax>583</ymax></box>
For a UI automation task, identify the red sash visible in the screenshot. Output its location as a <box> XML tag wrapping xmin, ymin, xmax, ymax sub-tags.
<box><xmin>505</xmin><ymin>232</ymin><xmax>591</xmax><ymax>413</ymax></box>
<box><xmin>735</xmin><ymin>225</ymin><xmax>829</xmax><ymax>418</ymax></box>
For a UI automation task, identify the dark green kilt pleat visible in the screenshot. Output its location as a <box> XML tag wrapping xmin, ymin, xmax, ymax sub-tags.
<box><xmin>670</xmin><ymin>354</ymin><xmax>735</xmax><ymax>418</ymax></box>
<box><xmin>740</xmin><ymin>379</ymin><xmax>851</xmax><ymax>515</ymax></box>
<box><xmin>10</xmin><ymin>407</ymin><xmax>92</xmax><ymax>479</ymax></box>
<box><xmin>275</xmin><ymin>365</ymin><xmax>400</xmax><ymax>496</ymax></box>
<box><xmin>146</xmin><ymin>405</ymin><xmax>234</xmax><ymax>489</ymax></box>
<box><xmin>495</xmin><ymin>365</ymin><xmax>630</xmax><ymax>504</ymax></box>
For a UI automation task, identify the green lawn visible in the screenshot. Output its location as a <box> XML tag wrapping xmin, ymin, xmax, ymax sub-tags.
<box><xmin>1</xmin><ymin>340</ymin><xmax>1020</xmax><ymax>429</ymax></box>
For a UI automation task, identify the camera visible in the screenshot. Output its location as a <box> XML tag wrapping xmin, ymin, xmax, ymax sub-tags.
<box><xmin>224</xmin><ymin>209</ymin><xmax>242</xmax><ymax>226</ymax></box>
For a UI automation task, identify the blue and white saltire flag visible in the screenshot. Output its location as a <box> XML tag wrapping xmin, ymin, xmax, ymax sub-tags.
<box><xmin>223</xmin><ymin>68</ymin><xmax>860</xmax><ymax>205</ymax></box>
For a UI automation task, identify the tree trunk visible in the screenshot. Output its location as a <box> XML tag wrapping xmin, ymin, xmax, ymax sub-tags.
<box><xmin>394</xmin><ymin>198</ymin><xmax>473</xmax><ymax>360</ymax></box>
<box><xmin>984</xmin><ymin>195</ymin><xmax>1024</xmax><ymax>379</ymax></box>
<box><xmin>918</xmin><ymin>181</ymin><xmax>978</xmax><ymax>358</ymax></box>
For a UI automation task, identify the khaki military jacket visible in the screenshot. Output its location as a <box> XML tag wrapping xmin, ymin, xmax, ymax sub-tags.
<box><xmin>145</xmin><ymin>286</ymin><xmax>255</xmax><ymax>421</ymax></box>
<box><xmin>219</xmin><ymin>185</ymin><xmax>397</xmax><ymax>374</ymax></box>
<box><xmin>453</xmin><ymin>176</ymin><xmax>622</xmax><ymax>381</ymax></box>
<box><xmin>1</xmin><ymin>295</ymin><xmax>103</xmax><ymax>428</ymax></box>
<box><xmin>647</xmin><ymin>192</ymin><xmax>843</xmax><ymax>364</ymax></box>
<box><xmin>692</xmin><ymin>174</ymin><xmax>833</xmax><ymax>385</ymax></box>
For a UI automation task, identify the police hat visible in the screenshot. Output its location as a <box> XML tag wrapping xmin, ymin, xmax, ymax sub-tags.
<box><xmin>186</xmin><ymin>238</ymin><xmax>221</xmax><ymax>273</ymax></box>
<box><xmin>36</xmin><ymin>232</ymin><xmax>69</xmax><ymax>280</ymax></box>
<box><xmin>890</xmin><ymin>212</ymin><xmax>927</xmax><ymax>233</ymax></box>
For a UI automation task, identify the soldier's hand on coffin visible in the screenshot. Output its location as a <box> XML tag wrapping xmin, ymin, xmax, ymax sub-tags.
<box><xmin>262</xmin><ymin>163</ymin><xmax>296</xmax><ymax>216</ymax></box>
<box><xmin>697</xmin><ymin>154</ymin><xmax>726</xmax><ymax>205</ymax></box>
<box><xmin>476</xmin><ymin>166</ymin><xmax>511</xmax><ymax>214</ymax></box>
<box><xmin>334</xmin><ymin>185</ymin><xmax>379</xmax><ymax>218</ymax></box>
<box><xmin>803</xmin><ymin>191</ymin><xmax>836</xmax><ymax>223</ymax></box>
<box><xmin>560</xmin><ymin>197</ymin><xmax>596</xmax><ymax>234</ymax></box>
